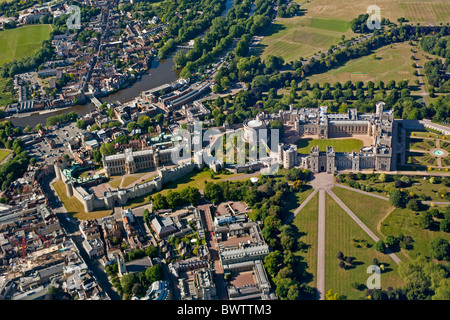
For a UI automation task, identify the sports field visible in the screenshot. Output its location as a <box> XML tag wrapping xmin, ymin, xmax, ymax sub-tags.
<box><xmin>0</xmin><ymin>24</ymin><xmax>52</xmax><ymax>66</ymax></box>
<box><xmin>296</xmin><ymin>138</ymin><xmax>364</xmax><ymax>154</ymax></box>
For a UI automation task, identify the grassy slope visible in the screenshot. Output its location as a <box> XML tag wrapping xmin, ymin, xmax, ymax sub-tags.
<box><xmin>0</xmin><ymin>149</ymin><xmax>12</xmax><ymax>163</ymax></box>
<box><xmin>53</xmin><ymin>180</ymin><xmax>112</xmax><ymax>220</ymax></box>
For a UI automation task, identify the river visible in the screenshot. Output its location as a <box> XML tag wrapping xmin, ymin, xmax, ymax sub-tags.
<box><xmin>9</xmin><ymin>55</ymin><xmax>181</xmax><ymax>128</ymax></box>
<box><xmin>9</xmin><ymin>0</ymin><xmax>237</xmax><ymax>128</ymax></box>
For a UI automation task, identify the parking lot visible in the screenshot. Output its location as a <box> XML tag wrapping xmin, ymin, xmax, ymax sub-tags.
<box><xmin>26</xmin><ymin>123</ymin><xmax>84</xmax><ymax>165</ymax></box>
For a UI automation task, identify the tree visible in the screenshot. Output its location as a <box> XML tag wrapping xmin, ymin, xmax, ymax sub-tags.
<box><xmin>430</xmin><ymin>238</ymin><xmax>450</xmax><ymax>261</ymax></box>
<box><xmin>337</xmin><ymin>251</ymin><xmax>344</xmax><ymax>260</ymax></box>
<box><xmin>120</xmin><ymin>273</ymin><xmax>136</xmax><ymax>294</ymax></box>
<box><xmin>145</xmin><ymin>264</ymin><xmax>163</xmax><ymax>283</ymax></box>
<box><xmin>145</xmin><ymin>245</ymin><xmax>158</xmax><ymax>258</ymax></box>
<box><xmin>375</xmin><ymin>240</ymin><xmax>385</xmax><ymax>253</ymax></box>
<box><xmin>152</xmin><ymin>193</ymin><xmax>168</xmax><ymax>211</ymax></box>
<box><xmin>100</xmin><ymin>143</ymin><xmax>115</xmax><ymax>156</ymax></box>
<box><xmin>263</xmin><ymin>250</ymin><xmax>283</xmax><ymax>277</ymax></box>
<box><xmin>432</xmin><ymin>279</ymin><xmax>450</xmax><ymax>300</ymax></box>
<box><xmin>419</xmin><ymin>211</ymin><xmax>434</xmax><ymax>229</ymax></box>
<box><xmin>406</xmin><ymin>199</ymin><xmax>420</xmax><ymax>212</ymax></box>
<box><xmin>385</xmin><ymin>235</ymin><xmax>399</xmax><ymax>249</ymax></box>
<box><xmin>131</xmin><ymin>283</ymin><xmax>145</xmax><ymax>297</ymax></box>
<box><xmin>390</xmin><ymin>190</ymin><xmax>406</xmax><ymax>208</ymax></box>
<box><xmin>440</xmin><ymin>218</ymin><xmax>450</xmax><ymax>233</ymax></box>
<box><xmin>398</xmin><ymin>256</ymin><xmax>447</xmax><ymax>300</ymax></box>
<box><xmin>379</xmin><ymin>173</ymin><xmax>386</xmax><ymax>182</ymax></box>
<box><xmin>325</xmin><ymin>289</ymin><xmax>341</xmax><ymax>300</ymax></box>
<box><xmin>93</xmin><ymin>150</ymin><xmax>102</xmax><ymax>163</ymax></box>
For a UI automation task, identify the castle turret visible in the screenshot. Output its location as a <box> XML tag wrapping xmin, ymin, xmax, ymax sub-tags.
<box><xmin>65</xmin><ymin>180</ymin><xmax>74</xmax><ymax>198</ymax></box>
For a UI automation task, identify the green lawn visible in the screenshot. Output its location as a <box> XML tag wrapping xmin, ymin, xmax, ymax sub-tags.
<box><xmin>280</xmin><ymin>186</ymin><xmax>315</xmax><ymax>221</ymax></box>
<box><xmin>296</xmin><ymin>138</ymin><xmax>364</xmax><ymax>154</ymax></box>
<box><xmin>0</xmin><ymin>24</ymin><xmax>52</xmax><ymax>66</ymax></box>
<box><xmin>324</xmin><ymin>193</ymin><xmax>404</xmax><ymax>299</ymax></box>
<box><xmin>0</xmin><ymin>149</ymin><xmax>12</xmax><ymax>163</ymax></box>
<box><xmin>408</xmin><ymin>138</ymin><xmax>436</xmax><ymax>151</ymax></box>
<box><xmin>53</xmin><ymin>180</ymin><xmax>112</xmax><ymax>220</ymax></box>
<box><xmin>408</xmin><ymin>130</ymin><xmax>450</xmax><ymax>140</ymax></box>
<box><xmin>380</xmin><ymin>207</ymin><xmax>450</xmax><ymax>260</ymax></box>
<box><xmin>306</xmin><ymin>42</ymin><xmax>417</xmax><ymax>85</ymax></box>
<box><xmin>123</xmin><ymin>169</ymin><xmax>244</xmax><ymax>209</ymax></box>
<box><xmin>297</xmin><ymin>0</ymin><xmax>450</xmax><ymax>23</ymax></box>
<box><xmin>339</xmin><ymin>175</ymin><xmax>448</xmax><ymax>203</ymax></box>
<box><xmin>331</xmin><ymin>187</ymin><xmax>394</xmax><ymax>240</ymax></box>
<box><xmin>292</xmin><ymin>191</ymin><xmax>319</xmax><ymax>289</ymax></box>
<box><xmin>259</xmin><ymin>0</ymin><xmax>450</xmax><ymax>62</ymax></box>
<box><xmin>257</xmin><ymin>15</ymin><xmax>354</xmax><ymax>62</ymax></box>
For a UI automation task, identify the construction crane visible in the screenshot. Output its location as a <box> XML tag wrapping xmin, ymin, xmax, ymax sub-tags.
<box><xmin>37</xmin><ymin>234</ymin><xmax>49</xmax><ymax>248</ymax></box>
<box><xmin>4</xmin><ymin>235</ymin><xmax>27</xmax><ymax>262</ymax></box>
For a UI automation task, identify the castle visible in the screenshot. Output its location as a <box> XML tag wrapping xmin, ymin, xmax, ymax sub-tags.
<box><xmin>272</xmin><ymin>101</ymin><xmax>394</xmax><ymax>173</ymax></box>
<box><xmin>102</xmin><ymin>147</ymin><xmax>173</xmax><ymax>178</ymax></box>
<box><xmin>54</xmin><ymin>159</ymin><xmax>203</xmax><ymax>213</ymax></box>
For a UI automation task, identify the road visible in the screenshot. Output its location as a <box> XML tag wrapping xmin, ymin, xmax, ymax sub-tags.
<box><xmin>316</xmin><ymin>189</ymin><xmax>326</xmax><ymax>300</ymax></box>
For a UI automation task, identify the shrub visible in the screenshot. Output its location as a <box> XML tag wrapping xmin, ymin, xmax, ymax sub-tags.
<box><xmin>430</xmin><ymin>238</ymin><xmax>450</xmax><ymax>261</ymax></box>
<box><xmin>375</xmin><ymin>240</ymin><xmax>386</xmax><ymax>253</ymax></box>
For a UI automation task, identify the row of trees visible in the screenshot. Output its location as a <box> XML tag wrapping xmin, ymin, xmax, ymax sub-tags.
<box><xmin>178</xmin><ymin>0</ymin><xmax>273</xmax><ymax>79</ymax></box>
<box><xmin>154</xmin><ymin>0</ymin><xmax>228</xmax><ymax>60</ymax></box>
<box><xmin>45</xmin><ymin>112</ymin><xmax>79</xmax><ymax>127</ymax></box>
<box><xmin>151</xmin><ymin>186</ymin><xmax>201</xmax><ymax>211</ymax></box>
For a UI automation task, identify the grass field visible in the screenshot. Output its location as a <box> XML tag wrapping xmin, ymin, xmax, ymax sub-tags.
<box><xmin>258</xmin><ymin>16</ymin><xmax>354</xmax><ymax>62</ymax></box>
<box><xmin>342</xmin><ymin>175</ymin><xmax>448</xmax><ymax>202</ymax></box>
<box><xmin>324</xmin><ymin>193</ymin><xmax>404</xmax><ymax>299</ymax></box>
<box><xmin>306</xmin><ymin>42</ymin><xmax>416</xmax><ymax>85</ymax></box>
<box><xmin>296</xmin><ymin>138</ymin><xmax>364</xmax><ymax>154</ymax></box>
<box><xmin>296</xmin><ymin>0</ymin><xmax>450</xmax><ymax>23</ymax></box>
<box><xmin>380</xmin><ymin>207</ymin><xmax>450</xmax><ymax>260</ymax></box>
<box><xmin>0</xmin><ymin>149</ymin><xmax>12</xmax><ymax>163</ymax></box>
<box><xmin>292</xmin><ymin>191</ymin><xmax>319</xmax><ymax>288</ymax></box>
<box><xmin>53</xmin><ymin>180</ymin><xmax>112</xmax><ymax>220</ymax></box>
<box><xmin>123</xmin><ymin>169</ymin><xmax>245</xmax><ymax>209</ymax></box>
<box><xmin>0</xmin><ymin>25</ymin><xmax>52</xmax><ymax>66</ymax></box>
<box><xmin>259</xmin><ymin>0</ymin><xmax>450</xmax><ymax>62</ymax></box>
<box><xmin>331</xmin><ymin>187</ymin><xmax>394</xmax><ymax>240</ymax></box>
